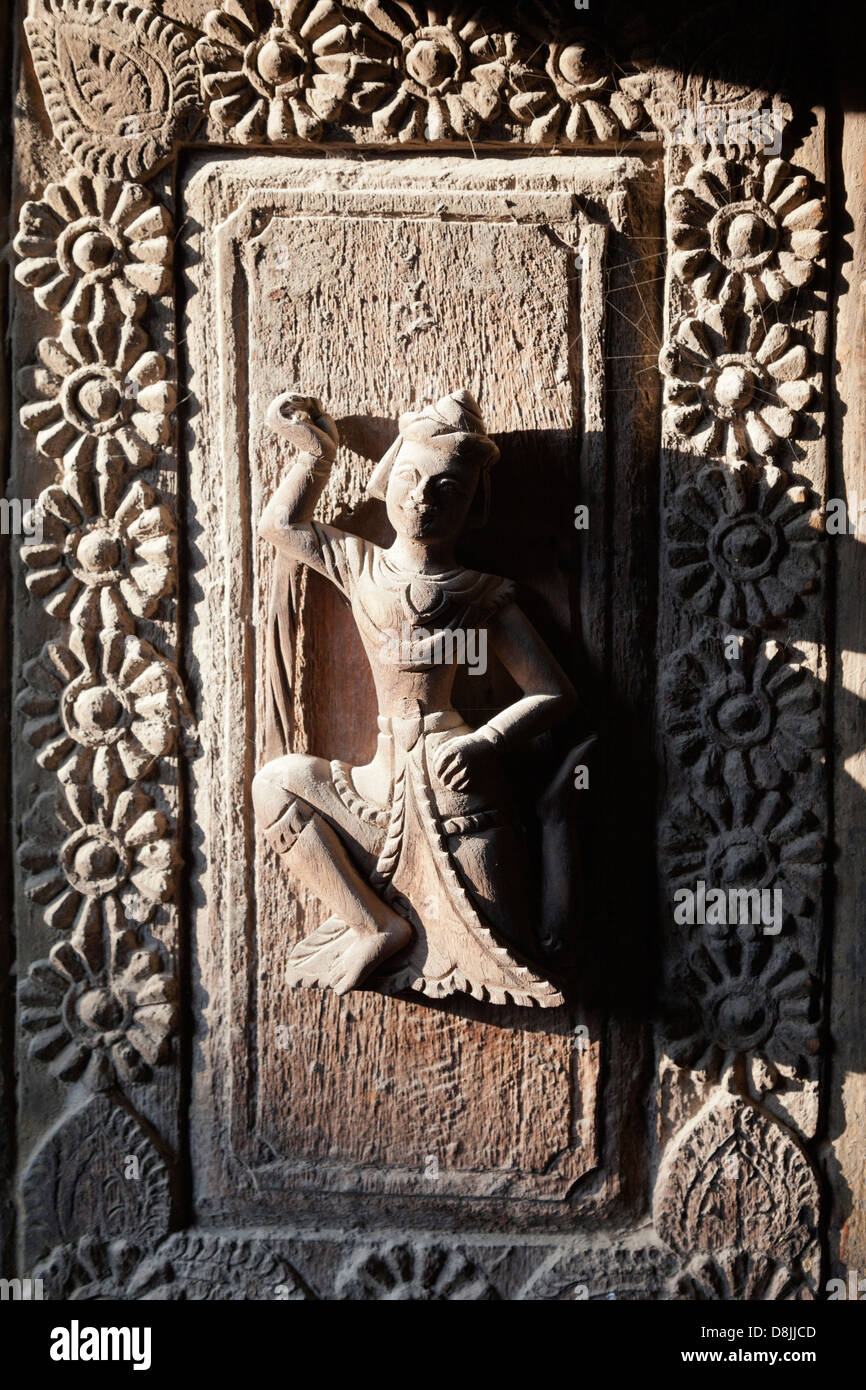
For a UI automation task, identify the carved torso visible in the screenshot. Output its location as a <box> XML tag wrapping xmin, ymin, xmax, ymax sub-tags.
<box><xmin>302</xmin><ymin>521</ymin><xmax>514</xmax><ymax>715</ymax></box>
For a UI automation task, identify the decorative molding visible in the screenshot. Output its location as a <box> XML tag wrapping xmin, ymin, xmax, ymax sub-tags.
<box><xmin>654</xmin><ymin>132</ymin><xmax>827</xmax><ymax>1256</ymax></box>
<box><xmin>32</xmin><ymin>1232</ymin><xmax>311</xmax><ymax>1299</ymax></box>
<box><xmin>21</xmin><ymin>0</ymin><xmax>805</xmax><ymax>183</ymax></box>
<box><xmin>12</xmin><ymin>159</ymin><xmax>185</xmax><ymax>1209</ymax></box>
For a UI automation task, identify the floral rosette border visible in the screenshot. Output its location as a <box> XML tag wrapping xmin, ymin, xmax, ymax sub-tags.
<box><xmin>657</xmin><ymin>149</ymin><xmax>827</xmax><ymax>1115</ymax></box>
<box><xmin>12</xmin><ymin>165</ymin><xmax>190</xmax><ymax>1098</ymax></box>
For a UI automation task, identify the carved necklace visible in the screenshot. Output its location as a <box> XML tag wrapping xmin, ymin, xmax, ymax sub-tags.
<box><xmin>377</xmin><ymin>554</ymin><xmax>468</xmax><ymax>626</ymax></box>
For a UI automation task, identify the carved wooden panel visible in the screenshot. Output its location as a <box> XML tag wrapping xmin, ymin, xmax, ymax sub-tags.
<box><xmin>4</xmin><ymin>0</ymin><xmax>855</xmax><ymax>1303</ymax></box>
<box><xmin>183</xmin><ymin>157</ymin><xmax>657</xmax><ymax>1221</ymax></box>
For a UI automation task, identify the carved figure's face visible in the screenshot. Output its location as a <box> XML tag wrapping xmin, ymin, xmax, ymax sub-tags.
<box><xmin>385</xmin><ymin>441</ymin><xmax>480</xmax><ymax>542</ymax></box>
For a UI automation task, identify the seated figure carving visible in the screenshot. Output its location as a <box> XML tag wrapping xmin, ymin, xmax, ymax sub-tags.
<box><xmin>253</xmin><ymin>388</ymin><xmax>576</xmax><ymax>1006</ymax></box>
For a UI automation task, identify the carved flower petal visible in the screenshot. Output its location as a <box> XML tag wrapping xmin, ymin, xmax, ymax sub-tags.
<box><xmin>744</xmin><ymin>412</ymin><xmax>777</xmax><ymax>457</ymax></box>
<box><xmin>92</xmin><ymin>744</ymin><xmax>125</xmax><ymax>799</ymax></box>
<box><xmin>788</xmin><ymin>228</ymin><xmax>826</xmax><ymax>262</ymax></box>
<box><xmin>210</xmin><ymin>89</ymin><xmax>258</xmax><ymax>129</ymax></box>
<box><xmin>685</xmin><ymin>168</ymin><xmax>727</xmax><ymax>211</ymax></box>
<box><xmin>137</xmin><ymin>413</ymin><xmax>174</xmax><ymax>452</ymax></box>
<box><xmin>36</xmin><ymin>418</ymin><xmax>80</xmax><ymax>458</ymax></box>
<box><xmin>775</xmin><ymin>249</ymin><xmax>814</xmax><ymax>289</ymax></box>
<box><xmin>759</xmin><ymin>404</ymin><xmax>796</xmax><ymax>439</ymax></box>
<box><xmin>128</xmin><ymin>351</ymin><xmax>167</xmax><ymax>391</ymax></box>
<box><xmin>203</xmin><ymin>9</ymin><xmax>252</xmax><ymax>50</ymax></box>
<box><xmin>509</xmin><ymin>85</ymin><xmax>549</xmax><ymax>119</ymax></box>
<box><xmin>114</xmin><ymin>425</ymin><xmax>154</xmax><ymax>470</ymax></box>
<box><xmin>306</xmin><ymin>83</ymin><xmax>346</xmax><ymax>122</ymax></box>
<box><xmin>765</xmin><ymin>344</ymin><xmax>809</xmax><ymax>381</ymax></box>
<box><xmin>669</xmin><ymin>402</ymin><xmax>710</xmax><ymax>437</ymax></box>
<box><xmin>235</xmin><ymin>98</ymin><xmax>270</xmax><ymax>143</ymax></box>
<box><xmin>39</xmin><ymin>337</ymin><xmax>77</xmax><ymax>377</ymax></box>
<box><xmin>126</xmin><ymin>236</ymin><xmax>173</xmax><ymax>275</ymax></box>
<box><xmin>127</xmin><ymin>502</ymin><xmax>175</xmax><ymax>545</ymax></box>
<box><xmin>135</xmin><ymin>973</ymin><xmax>176</xmax><ymax>1009</ymax></box>
<box><xmin>371</xmin><ymin>86</ymin><xmax>411</xmax><ymax>135</ymax></box>
<box><xmin>39</xmin><ymin>733</ymin><xmax>78</xmax><ymax>778</ymax></box>
<box><xmin>15</xmin><ymin>255</ymin><xmax>61</xmax><ymax>292</ymax></box>
<box><xmin>125</xmin><ymin>1014</ymin><xmax>173</xmax><ymax>1065</ymax></box>
<box><xmin>65</xmin><ymin>170</ymin><xmax>99</xmax><ymax>217</ymax></box>
<box><xmin>44</xmin><ymin>887</ymin><xmax>83</xmax><ymax>932</ymax></box>
<box><xmin>20</xmin><ymin>398</ymin><xmax>62</xmax><ymax>434</ymax></box>
<box><xmin>609</xmin><ymin>89</ymin><xmax>643</xmax><ymax>130</ymax></box>
<box><xmin>30</xmin><ymin>1028</ymin><xmax>77</xmax><ymax>1065</ymax></box>
<box><xmin>109</xmin><ymin>182</ymin><xmax>153</xmax><ymax>229</ymax></box>
<box><xmin>781</xmin><ymin>196</ymin><xmax>824</xmax><ymax>232</ymax></box>
<box><xmin>445</xmin><ymin>93</ymin><xmax>477</xmax><ymax>139</ymax></box>
<box><xmin>136</xmin><ymin>378</ymin><xmax>177</xmax><ymax>415</ymax></box>
<box><xmin>580</xmin><ymin>99</ymin><xmax>620</xmax><ymax>142</ymax></box>
<box><xmin>363</xmin><ymin>0</ymin><xmax>412</xmax><ymax>42</ymax></box>
<box><xmin>14</xmin><ymin>200</ymin><xmax>63</xmax><ymax>253</ymax></box>
<box><xmin>125</xmin><ymin>201</ymin><xmax>173</xmax><ymax>242</ymax></box>
<box><xmin>770</xmin><ymin>173</ymin><xmax>810</xmax><ymax>218</ymax></box>
<box><xmin>424</xmin><ymin>93</ymin><xmax>451</xmax><ymax>141</ymax></box>
<box><xmin>461</xmin><ymin>76</ymin><xmax>500</xmax><ymax>122</ymax></box>
<box><xmin>125</xmin><ymin>809</ymin><xmax>168</xmax><ymax>849</ymax></box>
<box><xmin>267</xmin><ymin>94</ymin><xmax>296</xmax><ymax>142</ymax></box>
<box><xmin>526</xmin><ymin>105</ymin><xmax>562</xmax><ymax>145</ymax></box>
<box><xmin>117</xmin><ymin>735</ymin><xmax>156</xmax><ymax>780</ymax></box>
<box><xmin>201</xmin><ymin>67</ymin><xmax>246</xmax><ymax>101</ymax></box>
<box><xmin>776</xmin><ymin>379</ymin><xmax>812</xmax><ymax>410</ymax></box>
<box><xmin>21</xmin><ymin>711</ymin><xmax>64</xmax><ymax>749</ymax></box>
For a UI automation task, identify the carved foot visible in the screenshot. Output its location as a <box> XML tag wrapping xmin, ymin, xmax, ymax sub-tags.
<box><xmin>286</xmin><ymin>912</ymin><xmax>412</xmax><ymax>995</ymax></box>
<box><xmin>328</xmin><ymin>916</ymin><xmax>413</xmax><ymax>995</ymax></box>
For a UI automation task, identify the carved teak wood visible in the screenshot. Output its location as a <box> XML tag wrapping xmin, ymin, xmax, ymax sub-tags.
<box><xmin>2</xmin><ymin>0</ymin><xmax>852</xmax><ymax>1301</ymax></box>
<box><xmin>254</xmin><ymin>388</ymin><xmax>572</xmax><ymax>1006</ymax></box>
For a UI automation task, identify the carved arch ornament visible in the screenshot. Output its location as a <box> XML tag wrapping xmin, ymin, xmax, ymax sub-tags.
<box><xmin>8</xmin><ymin>0</ymin><xmax>827</xmax><ymax>1299</ymax></box>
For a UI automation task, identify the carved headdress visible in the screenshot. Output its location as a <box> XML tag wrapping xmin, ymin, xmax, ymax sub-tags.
<box><xmin>367</xmin><ymin>389</ymin><xmax>499</xmax><ymax>525</ymax></box>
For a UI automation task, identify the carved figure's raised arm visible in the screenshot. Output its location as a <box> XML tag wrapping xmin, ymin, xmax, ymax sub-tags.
<box><xmin>258</xmin><ymin>393</ymin><xmax>348</xmax><ymax>582</ymax></box>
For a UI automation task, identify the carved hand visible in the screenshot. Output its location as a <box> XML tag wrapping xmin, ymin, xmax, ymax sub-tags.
<box><xmin>265</xmin><ymin>393</ymin><xmax>339</xmax><ymax>462</ymax></box>
<box><xmin>432</xmin><ymin>728</ymin><xmax>501</xmax><ymax>793</ymax></box>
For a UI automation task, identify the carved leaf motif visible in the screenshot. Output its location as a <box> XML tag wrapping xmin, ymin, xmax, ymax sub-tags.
<box><xmin>24</xmin><ymin>1</ymin><xmax>200</xmax><ymax>181</ymax></box>
<box><xmin>654</xmin><ymin>1093</ymin><xmax>819</xmax><ymax>1275</ymax></box>
<box><xmin>21</xmin><ymin>1093</ymin><xmax>173</xmax><ymax>1268</ymax></box>
<box><xmin>62</xmin><ymin>32</ymin><xmax>156</xmax><ymax>128</ymax></box>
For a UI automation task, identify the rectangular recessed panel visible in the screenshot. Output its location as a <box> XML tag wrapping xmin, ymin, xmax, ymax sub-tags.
<box><xmin>184</xmin><ymin>159</ymin><xmax>606</xmax><ymax>1211</ymax></box>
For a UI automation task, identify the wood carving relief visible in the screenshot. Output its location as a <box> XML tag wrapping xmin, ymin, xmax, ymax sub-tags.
<box><xmin>253</xmin><ymin>389</ymin><xmax>573</xmax><ymax>1004</ymax></box>
<box><xmin>6</xmin><ymin>0</ymin><xmax>838</xmax><ymax>1302</ymax></box>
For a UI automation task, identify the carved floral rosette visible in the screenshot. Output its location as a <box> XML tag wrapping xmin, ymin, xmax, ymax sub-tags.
<box><xmin>8</xmin><ymin>0</ymin><xmax>828</xmax><ymax>1299</ymax></box>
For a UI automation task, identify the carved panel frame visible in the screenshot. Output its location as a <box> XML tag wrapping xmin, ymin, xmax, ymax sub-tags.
<box><xmin>4</xmin><ymin>0</ymin><xmax>831</xmax><ymax>1299</ymax></box>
